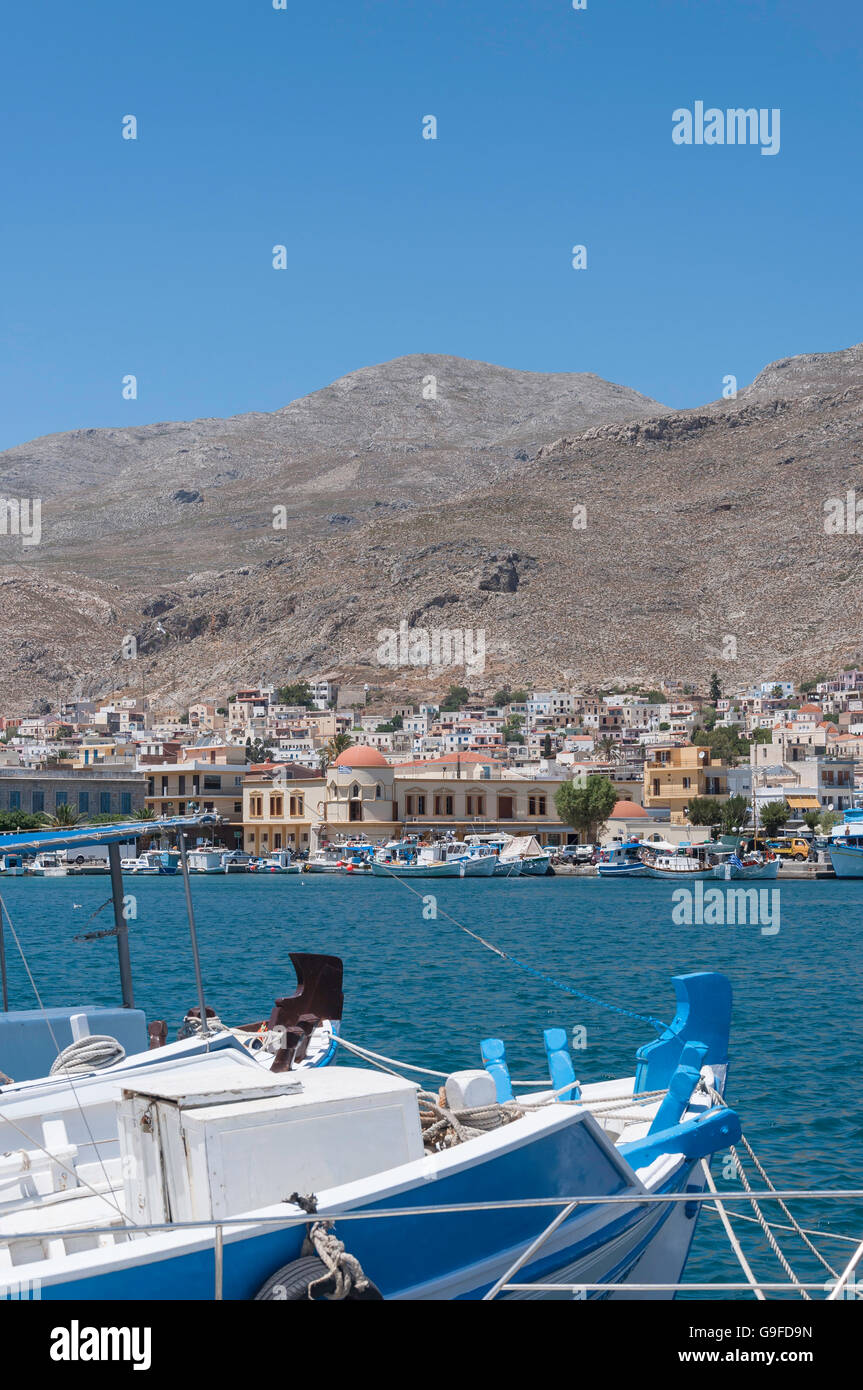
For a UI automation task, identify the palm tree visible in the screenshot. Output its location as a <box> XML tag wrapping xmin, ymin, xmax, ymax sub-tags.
<box><xmin>46</xmin><ymin>803</ymin><xmax>82</xmax><ymax>827</ymax></box>
<box><xmin>324</xmin><ymin>732</ymin><xmax>353</xmax><ymax>765</ymax></box>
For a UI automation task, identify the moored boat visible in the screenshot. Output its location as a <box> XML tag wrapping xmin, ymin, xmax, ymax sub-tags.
<box><xmin>828</xmin><ymin>808</ymin><xmax>863</xmax><ymax>878</ymax></box>
<box><xmin>597</xmin><ymin>841</ymin><xmax>649</xmax><ymax>878</ymax></box>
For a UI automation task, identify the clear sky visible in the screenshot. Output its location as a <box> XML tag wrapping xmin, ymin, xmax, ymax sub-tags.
<box><xmin>2</xmin><ymin>0</ymin><xmax>861</xmax><ymax>450</ymax></box>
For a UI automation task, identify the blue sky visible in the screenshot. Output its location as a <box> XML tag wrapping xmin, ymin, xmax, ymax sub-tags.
<box><xmin>1</xmin><ymin>0</ymin><xmax>861</xmax><ymax>449</ymax></box>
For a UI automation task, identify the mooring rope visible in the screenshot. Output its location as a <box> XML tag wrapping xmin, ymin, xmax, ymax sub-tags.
<box><xmin>370</xmin><ymin>859</ymin><xmax>668</xmax><ymax>1032</ymax></box>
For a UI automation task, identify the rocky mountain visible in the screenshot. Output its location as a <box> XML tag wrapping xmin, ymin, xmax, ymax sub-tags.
<box><xmin>1</xmin><ymin>346</ymin><xmax>862</xmax><ymax>710</ymax></box>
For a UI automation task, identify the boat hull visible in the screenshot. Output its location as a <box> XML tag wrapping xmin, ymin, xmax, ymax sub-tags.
<box><xmin>597</xmin><ymin>863</ymin><xmax>648</xmax><ymax>878</ymax></box>
<box><xmin>828</xmin><ymin>844</ymin><xmax>863</xmax><ymax>877</ymax></box>
<box><xmin>711</xmin><ymin>861</ymin><xmax>778</xmax><ymax>880</ymax></box>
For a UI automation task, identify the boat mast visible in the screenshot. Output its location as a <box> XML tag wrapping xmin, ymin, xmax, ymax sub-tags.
<box><xmin>177</xmin><ymin>831</ymin><xmax>210</xmax><ymax>1041</ymax></box>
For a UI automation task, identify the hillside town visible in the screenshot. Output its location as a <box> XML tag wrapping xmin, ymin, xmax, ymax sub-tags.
<box><xmin>1</xmin><ymin>667</ymin><xmax>860</xmax><ymax>857</ymax></box>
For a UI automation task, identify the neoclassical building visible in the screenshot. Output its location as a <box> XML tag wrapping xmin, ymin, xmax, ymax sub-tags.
<box><xmin>243</xmin><ymin>745</ymin><xmax>600</xmax><ymax>850</ymax></box>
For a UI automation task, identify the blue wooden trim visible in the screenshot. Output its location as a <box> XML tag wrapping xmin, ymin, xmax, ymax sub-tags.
<box><xmin>480</xmin><ymin>1037</ymin><xmax>513</xmax><ymax>1101</ymax></box>
<box><xmin>543</xmin><ymin>1027</ymin><xmax>579</xmax><ymax>1101</ymax></box>
<box><xmin>635</xmin><ymin>973</ymin><xmax>732</xmax><ymax>1093</ymax></box>
<box><xmin>619</xmin><ymin>1105</ymin><xmax>740</xmax><ymax>1169</ymax></box>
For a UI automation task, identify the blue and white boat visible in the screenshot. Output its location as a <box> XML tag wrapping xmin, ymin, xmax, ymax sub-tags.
<box><xmin>828</xmin><ymin>808</ymin><xmax>863</xmax><ymax>877</ymax></box>
<box><xmin>0</xmin><ymin>971</ymin><xmax>739</xmax><ymax>1300</ymax></box>
<box><xmin>597</xmin><ymin>841</ymin><xmax>648</xmax><ymax>878</ymax></box>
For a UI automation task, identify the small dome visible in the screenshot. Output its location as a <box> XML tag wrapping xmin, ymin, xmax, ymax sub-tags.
<box><xmin>611</xmin><ymin>799</ymin><xmax>648</xmax><ymax>818</ymax></box>
<box><xmin>333</xmin><ymin>745</ymin><xmax>389</xmax><ymax>768</ymax></box>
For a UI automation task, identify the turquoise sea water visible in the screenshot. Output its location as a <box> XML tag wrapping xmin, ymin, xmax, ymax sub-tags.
<box><xmin>1</xmin><ymin>872</ymin><xmax>861</xmax><ymax>1299</ymax></box>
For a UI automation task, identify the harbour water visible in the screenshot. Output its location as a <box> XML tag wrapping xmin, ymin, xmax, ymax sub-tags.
<box><xmin>1</xmin><ymin>873</ymin><xmax>860</xmax><ymax>1299</ymax></box>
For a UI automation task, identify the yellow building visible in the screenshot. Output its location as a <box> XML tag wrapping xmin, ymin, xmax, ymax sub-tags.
<box><xmin>145</xmin><ymin>746</ymin><xmax>248</xmax><ymax>847</ymax></box>
<box><xmin>643</xmin><ymin>745</ymin><xmax>728</xmax><ymax>824</ymax></box>
<box><xmin>243</xmin><ymin>765</ymin><xmax>326</xmax><ymax>854</ymax></box>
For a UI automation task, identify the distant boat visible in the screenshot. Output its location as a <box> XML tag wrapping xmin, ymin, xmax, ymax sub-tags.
<box><xmin>0</xmin><ymin>852</ymin><xmax>24</xmax><ymax>877</ymax></box>
<box><xmin>28</xmin><ymin>852</ymin><xmax>68</xmax><ymax>877</ymax></box>
<box><xmin>220</xmin><ymin>850</ymin><xmax>252</xmax><ymax>874</ymax></box>
<box><xmin>597</xmin><ymin>841</ymin><xmax>649</xmax><ymax>878</ymax></box>
<box><xmin>121</xmin><ymin>851</ymin><xmax>177</xmax><ymax>875</ymax></box>
<box><xmin>251</xmin><ymin>850</ymin><xmax>302</xmax><ymax>874</ymax></box>
<box><xmin>187</xmin><ymin>847</ymin><xmax>224</xmax><ymax>874</ymax></box>
<box><xmin>641</xmin><ymin>844</ymin><xmax>715</xmax><ymax>880</ymax></box>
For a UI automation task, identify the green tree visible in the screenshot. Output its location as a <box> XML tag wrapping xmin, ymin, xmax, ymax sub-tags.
<box><xmin>720</xmin><ymin>795</ymin><xmax>750</xmax><ymax>836</ymax></box>
<box><xmin>542</xmin><ymin>733</ymin><xmax>552</xmax><ymax>758</ymax></box>
<box><xmin>819</xmin><ymin>810</ymin><xmax>840</xmax><ymax>835</ymax></box>
<box><xmin>0</xmin><ymin>810</ymin><xmax>47</xmax><ymax>831</ymax></box>
<box><xmin>245</xmin><ymin>737</ymin><xmax>274</xmax><ymax>764</ymax></box>
<box><xmin>759</xmin><ymin>800</ymin><xmax>790</xmax><ymax>837</ymax></box>
<box><xmin>802</xmin><ymin>810</ymin><xmax>821</xmax><ymax>835</ymax></box>
<box><xmin>709</xmin><ymin>672</ymin><xmax>722</xmax><ymax>703</ymax></box>
<box><xmin>686</xmin><ymin>797</ymin><xmax>722</xmax><ymax>827</ymax></box>
<box><xmin>276</xmin><ymin>682</ymin><xmax>315</xmax><ymax>708</ymax></box>
<box><xmin>501</xmin><ymin>714</ymin><xmax>525</xmax><ymax>745</ymax></box>
<box><xmin>554</xmin><ymin>776</ymin><xmax>618</xmax><ymax>843</ymax></box>
<box><xmin>440</xmin><ymin>685</ymin><xmax>470</xmax><ymax>712</ymax></box>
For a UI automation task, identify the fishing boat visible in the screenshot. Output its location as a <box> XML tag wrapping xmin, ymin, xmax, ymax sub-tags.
<box><xmin>306</xmin><ymin>846</ymin><xmax>350</xmax><ymax>873</ymax></box>
<box><xmin>372</xmin><ymin>840</ymin><xmax>493</xmax><ymax>878</ymax></box>
<box><xmin>27</xmin><ymin>851</ymin><xmax>68</xmax><ymax>877</ymax></box>
<box><xmin>251</xmin><ymin>849</ymin><xmax>302</xmax><ymax>874</ymax></box>
<box><xmin>641</xmin><ymin>843</ymin><xmax>716</xmax><ymax>880</ymax></box>
<box><xmin>463</xmin><ymin>834</ymin><xmax>522</xmax><ymax>875</ymax></box>
<box><xmin>0</xmin><ymin>853</ymin><xmax>24</xmax><ymax>877</ymax></box>
<box><xmin>710</xmin><ymin>847</ymin><xmax>778</xmax><ymax>881</ymax></box>
<box><xmin>496</xmin><ymin>835</ymin><xmax>553</xmax><ymax>876</ymax></box>
<box><xmin>187</xmin><ymin>846</ymin><xmax>224</xmax><ymax>874</ymax></box>
<box><xmin>828</xmin><ymin>808</ymin><xmax>863</xmax><ymax>878</ymax></box>
<box><xmin>596</xmin><ymin>841</ymin><xmax>649</xmax><ymax>878</ymax></box>
<box><xmin>0</xmin><ymin>966</ymin><xmax>740</xmax><ymax>1301</ymax></box>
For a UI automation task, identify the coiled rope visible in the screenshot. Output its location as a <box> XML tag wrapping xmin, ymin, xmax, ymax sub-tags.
<box><xmin>49</xmin><ymin>1035</ymin><xmax>126</xmax><ymax>1077</ymax></box>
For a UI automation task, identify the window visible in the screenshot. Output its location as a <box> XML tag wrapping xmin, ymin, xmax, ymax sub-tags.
<box><xmin>270</xmin><ymin>794</ymin><xmax>284</xmax><ymax>817</ymax></box>
<box><xmin>78</xmin><ymin>791</ymin><xmax>90</xmax><ymax>814</ymax></box>
<box><xmin>32</xmin><ymin>789</ymin><xmax>44</xmax><ymax>813</ymax></box>
<box><xmin>178</xmin><ymin>801</ymin><xmax>186</xmax><ymax>814</ymax></box>
<box><xmin>161</xmin><ymin>776</ymin><xmax>168</xmax><ymax>795</ymax></box>
<box><xmin>234</xmin><ymin>802</ymin><xmax>242</xmax><ymax>814</ymax></box>
<box><xmin>250</xmin><ymin>794</ymin><xmax>263</xmax><ymax>817</ymax></box>
<box><xmin>290</xmin><ymin>795</ymin><xmax>304</xmax><ymax>817</ymax></box>
<box><xmin>56</xmin><ymin>792</ymin><xmax>69</xmax><ymax>808</ymax></box>
<box><xmin>100</xmin><ymin>791</ymin><xmax>111</xmax><ymax>814</ymax></box>
<box><xmin>121</xmin><ymin>793</ymin><xmax>132</xmax><ymax>814</ymax></box>
<box><xmin>147</xmin><ymin>777</ymin><xmax>154</xmax><ymax>796</ymax></box>
<box><xmin>351</xmin><ymin>783</ymin><xmax>360</xmax><ymax>800</ymax></box>
<box><xmin>528</xmin><ymin>795</ymin><xmax>546</xmax><ymax>816</ymax></box>
<box><xmin>203</xmin><ymin>775</ymin><xmax>222</xmax><ymax>791</ymax></box>
<box><xmin>416</xmin><ymin>794</ymin><xmax>425</xmax><ymax>815</ymax></box>
<box><xmin>682</xmin><ymin>777</ymin><xmax>691</xmax><ymax>790</ymax></box>
<box><xmin>9</xmin><ymin>790</ymin><xmax>20</xmax><ymax>810</ymax></box>
<box><xmin>498</xmin><ymin>795</ymin><xmax>514</xmax><ymax>819</ymax></box>
<box><xmin>406</xmin><ymin>794</ymin><xmax>414</xmax><ymax>815</ymax></box>
<box><xmin>375</xmin><ymin>783</ymin><xmax>382</xmax><ymax>799</ymax></box>
<box><xmin>178</xmin><ymin>775</ymin><xmax>186</xmax><ymax>795</ymax></box>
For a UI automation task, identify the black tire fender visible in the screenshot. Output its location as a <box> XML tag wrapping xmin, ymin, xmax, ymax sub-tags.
<box><xmin>253</xmin><ymin>1255</ymin><xmax>383</xmax><ymax>1301</ymax></box>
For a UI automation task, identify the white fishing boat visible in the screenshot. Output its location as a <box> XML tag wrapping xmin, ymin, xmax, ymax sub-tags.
<box><xmin>641</xmin><ymin>843</ymin><xmax>716</xmax><ymax>880</ymax></box>
<box><xmin>464</xmin><ymin>834</ymin><xmax>522</xmax><ymax>875</ymax></box>
<box><xmin>251</xmin><ymin>849</ymin><xmax>302</xmax><ymax>874</ymax></box>
<box><xmin>0</xmin><ymin>965</ymin><xmax>741</xmax><ymax>1302</ymax></box>
<box><xmin>28</xmin><ymin>851</ymin><xmax>68</xmax><ymax>877</ymax></box>
<box><xmin>0</xmin><ymin>852</ymin><xmax>24</xmax><ymax>876</ymax></box>
<box><xmin>186</xmin><ymin>847</ymin><xmax>225</xmax><ymax>874</ymax></box>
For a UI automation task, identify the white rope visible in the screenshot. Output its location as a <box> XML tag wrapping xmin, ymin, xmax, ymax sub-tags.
<box><xmin>700</xmin><ymin>1159</ymin><xmax>766</xmax><ymax>1300</ymax></box>
<box><xmin>729</xmin><ymin>1144</ymin><xmax>811</xmax><ymax>1300</ymax></box>
<box><xmin>49</xmin><ymin>1036</ymin><xmax>126</xmax><ymax>1078</ymax></box>
<box><xmin>703</xmin><ymin>1204</ymin><xmax>861</xmax><ymax>1247</ymax></box>
<box><xmin>736</xmin><ymin>1133</ymin><xmax>839</xmax><ymax>1279</ymax></box>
